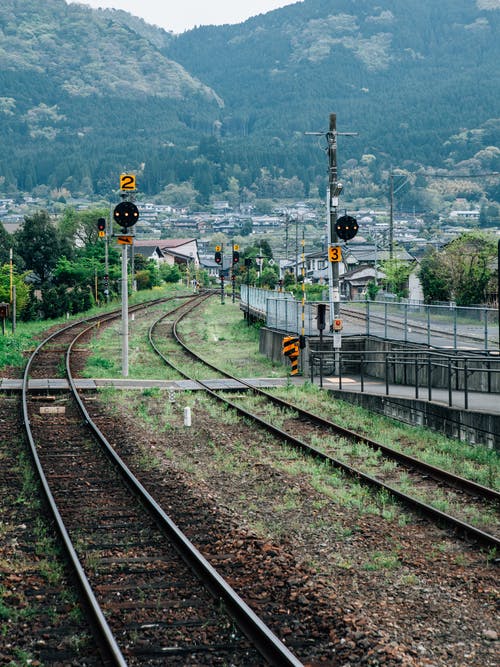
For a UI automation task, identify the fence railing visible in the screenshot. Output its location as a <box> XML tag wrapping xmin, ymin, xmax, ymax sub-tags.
<box><xmin>308</xmin><ymin>348</ymin><xmax>500</xmax><ymax>410</ymax></box>
<box><xmin>240</xmin><ymin>286</ymin><xmax>500</xmax><ymax>350</ymax></box>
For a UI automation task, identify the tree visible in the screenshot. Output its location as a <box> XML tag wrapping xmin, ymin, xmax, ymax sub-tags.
<box><xmin>419</xmin><ymin>232</ymin><xmax>496</xmax><ymax>306</ymax></box>
<box><xmin>160</xmin><ymin>263</ymin><xmax>182</xmax><ymax>283</ymax></box>
<box><xmin>161</xmin><ymin>182</ymin><xmax>197</xmax><ymax>208</ymax></box>
<box><xmin>419</xmin><ymin>248</ymin><xmax>451</xmax><ymax>303</ymax></box>
<box><xmin>58</xmin><ymin>207</ymin><xmax>109</xmax><ymax>248</ymax></box>
<box><xmin>0</xmin><ymin>265</ymin><xmax>31</xmax><ymax>315</ymax></box>
<box><xmin>365</xmin><ymin>280</ymin><xmax>380</xmax><ymax>301</ymax></box>
<box><xmin>379</xmin><ymin>257</ymin><xmax>413</xmax><ymax>299</ymax></box>
<box><xmin>15</xmin><ymin>211</ymin><xmax>68</xmax><ymax>284</ymax></box>
<box><xmin>441</xmin><ymin>232</ymin><xmax>496</xmax><ymax>306</ymax></box>
<box><xmin>259</xmin><ymin>265</ymin><xmax>279</xmax><ymax>289</ymax></box>
<box><xmin>0</xmin><ymin>223</ymin><xmax>20</xmax><ymax>267</ymax></box>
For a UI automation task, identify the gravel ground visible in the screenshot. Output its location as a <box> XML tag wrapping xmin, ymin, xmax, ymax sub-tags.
<box><xmin>0</xmin><ymin>304</ymin><xmax>498</xmax><ymax>667</ymax></box>
<box><xmin>86</xmin><ymin>388</ymin><xmax>499</xmax><ymax>667</ymax></box>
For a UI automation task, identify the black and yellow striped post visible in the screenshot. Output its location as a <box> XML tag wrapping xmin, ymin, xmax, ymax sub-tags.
<box><xmin>282</xmin><ymin>335</ymin><xmax>300</xmax><ymax>376</ymax></box>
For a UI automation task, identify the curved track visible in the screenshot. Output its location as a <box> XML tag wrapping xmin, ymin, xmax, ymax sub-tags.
<box><xmin>149</xmin><ymin>295</ymin><xmax>500</xmax><ymax>551</ymax></box>
<box><xmin>22</xmin><ymin>295</ymin><xmax>303</xmax><ymax>666</ymax></box>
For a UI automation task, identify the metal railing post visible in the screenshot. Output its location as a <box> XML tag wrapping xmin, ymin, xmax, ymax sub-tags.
<box><xmin>385</xmin><ymin>354</ymin><xmax>389</xmax><ymax>395</ymax></box>
<box><xmin>464</xmin><ymin>358</ymin><xmax>468</xmax><ymax>410</ymax></box>
<box><xmin>415</xmin><ymin>355</ymin><xmax>419</xmax><ymax>399</ymax></box>
<box><xmin>427</xmin><ymin>356</ymin><xmax>432</xmax><ymax>402</ymax></box>
<box><xmin>484</xmin><ymin>307</ymin><xmax>488</xmax><ymax>351</ymax></box>
<box><xmin>338</xmin><ymin>350</ymin><xmax>342</xmax><ymax>390</ymax></box>
<box><xmin>427</xmin><ymin>306</ymin><xmax>431</xmax><ymax>347</ymax></box>
<box><xmin>453</xmin><ymin>307</ymin><xmax>457</xmax><ymax>349</ymax></box>
<box><xmin>448</xmin><ymin>357</ymin><xmax>452</xmax><ymax>407</ymax></box>
<box><xmin>360</xmin><ymin>353</ymin><xmax>364</xmax><ymax>393</ymax></box>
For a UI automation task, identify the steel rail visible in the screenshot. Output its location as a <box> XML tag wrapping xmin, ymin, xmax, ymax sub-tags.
<box><xmin>67</xmin><ymin>295</ymin><xmax>303</xmax><ymax>667</ymax></box>
<box><xmin>168</xmin><ymin>298</ymin><xmax>500</xmax><ymax>503</ymax></box>
<box><xmin>149</xmin><ymin>298</ymin><xmax>500</xmax><ymax>551</ymax></box>
<box><xmin>342</xmin><ymin>306</ymin><xmax>489</xmax><ymax>347</ymax></box>
<box><xmin>20</xmin><ymin>293</ymin><xmax>205</xmax><ymax>666</ymax></box>
<box><xmin>22</xmin><ymin>317</ymin><xmax>128</xmax><ymax>666</ymax></box>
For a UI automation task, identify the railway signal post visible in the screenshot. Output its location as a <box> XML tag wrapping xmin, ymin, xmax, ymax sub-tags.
<box><xmin>114</xmin><ymin>174</ymin><xmax>139</xmax><ymax>377</ymax></box>
<box><xmin>215</xmin><ymin>245</ymin><xmax>225</xmax><ymax>305</ymax></box>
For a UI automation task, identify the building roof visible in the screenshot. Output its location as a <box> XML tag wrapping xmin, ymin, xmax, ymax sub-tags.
<box><xmin>135</xmin><ymin>238</ymin><xmax>196</xmax><ymax>249</ymax></box>
<box><xmin>343</xmin><ymin>243</ymin><xmax>414</xmax><ymax>263</ymax></box>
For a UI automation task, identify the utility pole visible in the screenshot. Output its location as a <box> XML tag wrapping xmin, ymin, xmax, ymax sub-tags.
<box><xmin>306</xmin><ymin>113</ymin><xmax>356</xmax><ymax>345</ymax></box>
<box><xmin>105</xmin><ymin>211</ymin><xmax>110</xmax><ymax>303</ymax></box>
<box><xmin>284</xmin><ymin>211</ymin><xmax>290</xmax><ymax>263</ymax></box>
<box><xmin>327</xmin><ymin>114</ymin><xmax>341</xmax><ymax>333</ymax></box>
<box><xmin>295</xmin><ymin>215</ymin><xmax>299</xmax><ymax>281</ymax></box>
<box><xmin>9</xmin><ymin>248</ymin><xmax>13</xmax><ymax>303</ymax></box>
<box><xmin>389</xmin><ymin>169</ymin><xmax>410</xmax><ymax>262</ymax></box>
<box><xmin>389</xmin><ymin>170</ymin><xmax>394</xmax><ymax>260</ymax></box>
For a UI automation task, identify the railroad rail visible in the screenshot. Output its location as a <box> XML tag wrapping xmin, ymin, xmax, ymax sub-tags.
<box><xmin>22</xmin><ymin>295</ymin><xmax>303</xmax><ymax>666</ymax></box>
<box><xmin>149</xmin><ymin>296</ymin><xmax>500</xmax><ymax>552</ymax></box>
<box><xmin>341</xmin><ymin>305</ymin><xmax>484</xmax><ymax>346</ymax></box>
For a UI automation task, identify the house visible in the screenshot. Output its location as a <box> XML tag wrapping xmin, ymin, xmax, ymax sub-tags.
<box><xmin>199</xmin><ymin>255</ymin><xmax>226</xmax><ymax>279</ymax></box>
<box><xmin>342</xmin><ymin>242</ymin><xmax>415</xmax><ymax>268</ymax></box>
<box><xmin>134</xmin><ymin>238</ymin><xmax>200</xmax><ymax>268</ymax></box>
<box><xmin>281</xmin><ymin>250</ymin><xmax>344</xmax><ymax>283</ymax></box>
<box><xmin>341</xmin><ymin>266</ymin><xmax>384</xmax><ymax>300</ymax></box>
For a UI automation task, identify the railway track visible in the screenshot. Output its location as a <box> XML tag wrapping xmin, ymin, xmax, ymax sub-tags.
<box><xmin>341</xmin><ymin>305</ymin><xmax>489</xmax><ymax>348</ymax></box>
<box><xmin>149</xmin><ymin>295</ymin><xmax>500</xmax><ymax>552</ymax></box>
<box><xmin>21</xmin><ymin>295</ymin><xmax>303</xmax><ymax>666</ymax></box>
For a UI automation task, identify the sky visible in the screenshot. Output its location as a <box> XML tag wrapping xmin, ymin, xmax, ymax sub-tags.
<box><xmin>67</xmin><ymin>1</ymin><xmax>299</xmax><ymax>34</ymax></box>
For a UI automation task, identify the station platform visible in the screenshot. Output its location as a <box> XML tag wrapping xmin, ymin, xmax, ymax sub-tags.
<box><xmin>320</xmin><ymin>374</ymin><xmax>500</xmax><ymax>416</ymax></box>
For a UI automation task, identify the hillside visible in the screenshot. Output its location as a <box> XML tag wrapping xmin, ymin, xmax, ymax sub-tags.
<box><xmin>0</xmin><ymin>0</ymin><xmax>498</xmax><ymax>207</ymax></box>
<box><xmin>0</xmin><ymin>0</ymin><xmax>221</xmax><ymax>195</ymax></box>
<box><xmin>167</xmin><ymin>0</ymin><xmax>500</xmax><ymax>167</ymax></box>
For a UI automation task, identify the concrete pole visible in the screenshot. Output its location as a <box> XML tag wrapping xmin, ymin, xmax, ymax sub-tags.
<box><xmin>121</xmin><ymin>245</ymin><xmax>129</xmax><ymax>377</ymax></box>
<box><xmin>105</xmin><ymin>210</ymin><xmax>110</xmax><ymax>303</ymax></box>
<box><xmin>327</xmin><ymin>113</ymin><xmax>341</xmax><ymax>333</ymax></box>
<box><xmin>9</xmin><ymin>248</ymin><xmax>13</xmax><ymax>303</ymax></box>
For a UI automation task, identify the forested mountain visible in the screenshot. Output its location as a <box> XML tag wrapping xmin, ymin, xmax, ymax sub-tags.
<box><xmin>0</xmin><ymin>0</ymin><xmax>222</xmax><ymax>196</ymax></box>
<box><xmin>0</xmin><ymin>0</ymin><xmax>498</xmax><ymax>206</ymax></box>
<box><xmin>166</xmin><ymin>0</ymin><xmax>500</xmax><ymax>185</ymax></box>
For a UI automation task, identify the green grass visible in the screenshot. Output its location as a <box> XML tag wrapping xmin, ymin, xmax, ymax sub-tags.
<box><xmin>177</xmin><ymin>297</ymin><xmax>286</xmax><ymax>378</ymax></box>
<box><xmin>270</xmin><ymin>383</ymin><xmax>499</xmax><ymax>490</ymax></box>
<box><xmin>0</xmin><ymin>284</ymin><xmax>191</xmax><ymax>376</ymax></box>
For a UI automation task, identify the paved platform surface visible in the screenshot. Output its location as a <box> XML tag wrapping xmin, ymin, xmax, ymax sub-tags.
<box><xmin>320</xmin><ymin>374</ymin><xmax>500</xmax><ymax>415</ymax></box>
<box><xmin>2</xmin><ymin>375</ymin><xmax>499</xmax><ymax>416</ymax></box>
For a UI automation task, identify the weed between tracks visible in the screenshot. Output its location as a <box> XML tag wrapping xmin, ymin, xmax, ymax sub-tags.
<box><xmin>1</xmin><ymin>291</ymin><xmax>497</xmax><ymax>666</ymax></box>
<box><xmin>268</xmin><ymin>383</ymin><xmax>499</xmax><ymax>491</ymax></box>
<box><xmin>0</xmin><ymin>443</ymin><xmax>88</xmax><ymax>661</ymax></box>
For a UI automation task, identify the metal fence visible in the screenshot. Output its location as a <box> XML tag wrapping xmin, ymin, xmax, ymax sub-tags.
<box><xmin>240</xmin><ymin>286</ymin><xmax>500</xmax><ymax>350</ymax></box>
<box><xmin>308</xmin><ymin>348</ymin><xmax>500</xmax><ymax>409</ymax></box>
